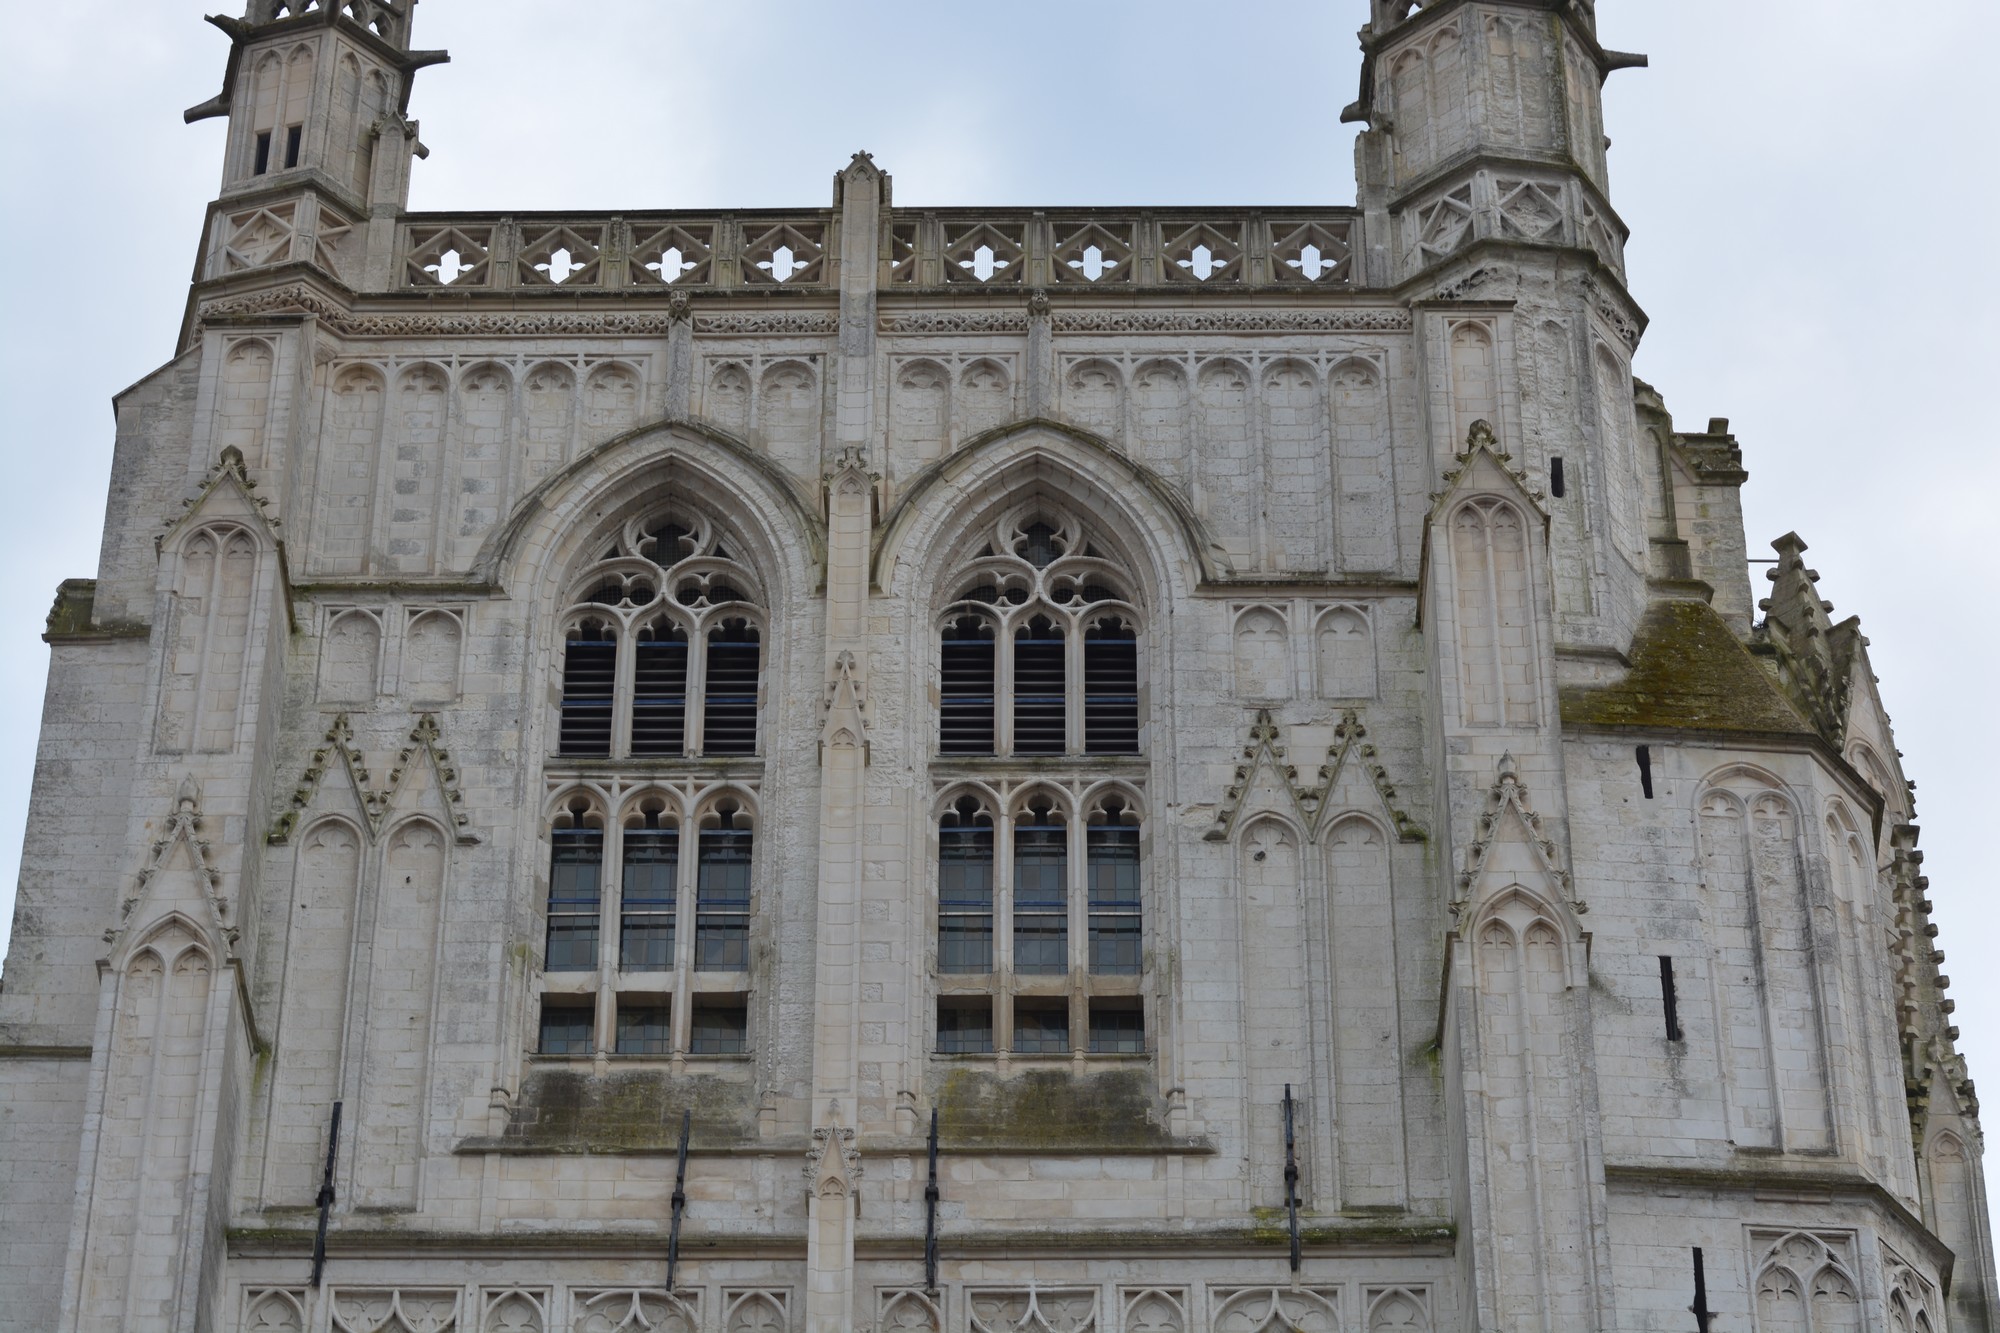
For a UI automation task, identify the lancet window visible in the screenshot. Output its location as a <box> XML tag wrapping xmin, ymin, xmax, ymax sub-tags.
<box><xmin>933</xmin><ymin>785</ymin><xmax>1147</xmax><ymax>1056</ymax></box>
<box><xmin>556</xmin><ymin>510</ymin><xmax>765</xmax><ymax>759</ymax></box>
<box><xmin>938</xmin><ymin>509</ymin><xmax>1143</xmax><ymax>757</ymax></box>
<box><xmin>536</xmin><ymin>788</ymin><xmax>756</xmax><ymax>1058</ymax></box>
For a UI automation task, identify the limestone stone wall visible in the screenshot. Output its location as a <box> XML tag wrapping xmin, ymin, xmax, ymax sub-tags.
<box><xmin>1</xmin><ymin>2</ymin><xmax>1992</xmax><ymax>1331</ymax></box>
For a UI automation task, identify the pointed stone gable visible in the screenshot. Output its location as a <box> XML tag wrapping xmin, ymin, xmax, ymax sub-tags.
<box><xmin>158</xmin><ymin>444</ymin><xmax>282</xmax><ymax>554</ymax></box>
<box><xmin>114</xmin><ymin>776</ymin><xmax>230</xmax><ymax>954</ymax></box>
<box><xmin>1205</xmin><ymin>709</ymin><xmax>1315</xmax><ymax>841</ymax></box>
<box><xmin>1756</xmin><ymin>532</ymin><xmax>1856</xmax><ymax>743</ymax></box>
<box><xmin>1312</xmin><ymin>708</ymin><xmax>1426</xmax><ymax>842</ymax></box>
<box><xmin>268</xmin><ymin>712</ymin><xmax>474</xmax><ymax>845</ymax></box>
<box><xmin>1456</xmin><ymin>753</ymin><xmax>1577</xmax><ymax>918</ymax></box>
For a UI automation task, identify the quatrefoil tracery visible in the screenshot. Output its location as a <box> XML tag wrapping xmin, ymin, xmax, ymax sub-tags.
<box><xmin>941</xmin><ymin>506</ymin><xmax>1140</xmax><ymax>633</ymax></box>
<box><xmin>565</xmin><ymin>511</ymin><xmax>762</xmax><ymax>637</ymax></box>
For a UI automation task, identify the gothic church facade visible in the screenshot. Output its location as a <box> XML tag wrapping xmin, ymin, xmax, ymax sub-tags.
<box><xmin>0</xmin><ymin>1</ymin><xmax>1992</xmax><ymax>1329</ymax></box>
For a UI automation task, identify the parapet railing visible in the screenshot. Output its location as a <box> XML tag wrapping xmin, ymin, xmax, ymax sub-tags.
<box><xmin>389</xmin><ymin>207</ymin><xmax>1366</xmax><ymax>293</ymax></box>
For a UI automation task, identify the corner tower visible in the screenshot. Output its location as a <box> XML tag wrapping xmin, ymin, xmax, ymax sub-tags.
<box><xmin>1348</xmin><ymin>0</ymin><xmax>1645</xmax><ymax>283</ymax></box>
<box><xmin>186</xmin><ymin>0</ymin><xmax>446</xmax><ymax>289</ymax></box>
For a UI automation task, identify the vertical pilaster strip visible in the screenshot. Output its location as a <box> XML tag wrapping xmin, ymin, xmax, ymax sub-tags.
<box><xmin>804</xmin><ymin>152</ymin><xmax>886</xmax><ymax>1333</ymax></box>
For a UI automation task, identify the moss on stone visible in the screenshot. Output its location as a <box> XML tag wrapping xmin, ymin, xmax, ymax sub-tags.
<box><xmin>481</xmin><ymin>1066</ymin><xmax>757</xmax><ymax>1153</ymax></box>
<box><xmin>1559</xmin><ymin>598</ymin><xmax>1813</xmax><ymax>737</ymax></box>
<box><xmin>933</xmin><ymin>1066</ymin><xmax>1191</xmax><ymax>1151</ymax></box>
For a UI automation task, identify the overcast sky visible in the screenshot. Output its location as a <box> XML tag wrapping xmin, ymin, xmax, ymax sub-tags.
<box><xmin>4</xmin><ymin>0</ymin><xmax>1997</xmax><ymax>1190</ymax></box>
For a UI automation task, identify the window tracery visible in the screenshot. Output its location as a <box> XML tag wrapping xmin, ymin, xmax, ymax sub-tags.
<box><xmin>937</xmin><ymin>506</ymin><xmax>1142</xmax><ymax>757</ymax></box>
<box><xmin>557</xmin><ymin>508</ymin><xmax>765</xmax><ymax>759</ymax></box>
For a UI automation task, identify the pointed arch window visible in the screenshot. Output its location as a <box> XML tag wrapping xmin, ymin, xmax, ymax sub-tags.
<box><xmin>1087</xmin><ymin>796</ymin><xmax>1142</xmax><ymax>974</ymax></box>
<box><xmin>1013</xmin><ymin>796</ymin><xmax>1068</xmax><ymax>973</ymax></box>
<box><xmin>545</xmin><ymin>797</ymin><xmax>604</xmax><ymax>971</ymax></box>
<box><xmin>935</xmin><ymin>507</ymin><xmax>1144</xmax><ymax>757</ymax></box>
<box><xmin>938</xmin><ymin>796</ymin><xmax>995</xmax><ymax>973</ymax></box>
<box><xmin>556</xmin><ymin>509</ymin><xmax>766</xmax><ymax>758</ymax></box>
<box><xmin>695</xmin><ymin>800</ymin><xmax>753</xmax><ymax>972</ymax></box>
<box><xmin>618</xmin><ymin>801</ymin><xmax>678</xmax><ymax>969</ymax></box>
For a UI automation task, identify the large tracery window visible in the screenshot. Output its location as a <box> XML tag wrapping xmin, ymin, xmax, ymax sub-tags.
<box><xmin>557</xmin><ymin>512</ymin><xmax>765</xmax><ymax>759</ymax></box>
<box><xmin>536</xmin><ymin>785</ymin><xmax>758</xmax><ymax>1059</ymax></box>
<box><xmin>933</xmin><ymin>785</ymin><xmax>1147</xmax><ymax>1057</ymax></box>
<box><xmin>937</xmin><ymin>511</ymin><xmax>1143</xmax><ymax>757</ymax></box>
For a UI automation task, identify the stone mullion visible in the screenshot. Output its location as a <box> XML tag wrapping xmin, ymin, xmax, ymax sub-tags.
<box><xmin>1068</xmin><ymin>798</ymin><xmax>1088</xmax><ymax>1062</ymax></box>
<box><xmin>670</xmin><ymin>814</ymin><xmax>697</xmax><ymax>1068</ymax></box>
<box><xmin>683</xmin><ymin>619</ymin><xmax>710</xmax><ymax>756</ymax></box>
<box><xmin>609</xmin><ymin>621</ymin><xmax>637</xmax><ymax>761</ymax></box>
<box><xmin>994</xmin><ymin>805</ymin><xmax>1016</xmax><ymax>1066</ymax></box>
<box><xmin>996</xmin><ymin>614</ymin><xmax>1018</xmax><ymax>757</ymax></box>
<box><xmin>598</xmin><ymin>802</ymin><xmax>627</xmax><ymax>1056</ymax></box>
<box><xmin>1065</xmin><ymin>611</ymin><xmax>1086</xmax><ymax>757</ymax></box>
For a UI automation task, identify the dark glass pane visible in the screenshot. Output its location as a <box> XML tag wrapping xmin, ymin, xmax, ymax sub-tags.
<box><xmin>1013</xmin><ymin>819</ymin><xmax>1067</xmax><ymax>975</ymax></box>
<box><xmin>648</xmin><ymin>522</ymin><xmax>692</xmax><ymax>563</ymax></box>
<box><xmin>558</xmin><ymin>634</ymin><xmax>617</xmax><ymax>756</ymax></box>
<box><xmin>631</xmin><ymin>630</ymin><xmax>688</xmax><ymax>755</ymax></box>
<box><xmin>619</xmin><ymin>827</ymin><xmax>678</xmax><ymax>969</ymax></box>
<box><xmin>538</xmin><ymin>1000</ymin><xmax>592</xmax><ymax>1055</ymax></box>
<box><xmin>1088</xmin><ymin>825</ymin><xmax>1142</xmax><ymax>974</ymax></box>
<box><xmin>939</xmin><ymin>823</ymin><xmax>994</xmax><ymax>973</ymax></box>
<box><xmin>702</xmin><ymin>624</ymin><xmax>760</xmax><ymax>755</ymax></box>
<box><xmin>545</xmin><ymin>827</ymin><xmax>603</xmax><ymax>971</ymax></box>
<box><xmin>1083</xmin><ymin>622</ymin><xmax>1139</xmax><ymax>755</ymax></box>
<box><xmin>695</xmin><ymin>828</ymin><xmax>752</xmax><ymax>971</ymax></box>
<box><xmin>939</xmin><ymin>620</ymin><xmax>996</xmax><ymax>755</ymax></box>
<box><xmin>1021</xmin><ymin>521</ymin><xmax>1059</xmax><ymax>568</ymax></box>
<box><xmin>1012</xmin><ymin>1003</ymin><xmax>1070</xmax><ymax>1054</ymax></box>
<box><xmin>1013</xmin><ymin>620</ymin><xmax>1066</xmax><ymax>755</ymax></box>
<box><xmin>1088</xmin><ymin>1004</ymin><xmax>1146</xmax><ymax>1054</ymax></box>
<box><xmin>614</xmin><ymin>1003</ymin><xmax>671</xmax><ymax>1055</ymax></box>
<box><xmin>937</xmin><ymin>999</ymin><xmax>994</xmax><ymax>1054</ymax></box>
<box><xmin>690</xmin><ymin>1002</ymin><xmax>747</xmax><ymax>1054</ymax></box>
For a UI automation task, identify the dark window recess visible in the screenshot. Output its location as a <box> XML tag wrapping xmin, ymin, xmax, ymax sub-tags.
<box><xmin>1692</xmin><ymin>1247</ymin><xmax>1711</xmax><ymax>1332</ymax></box>
<box><xmin>1021</xmin><ymin>521</ymin><xmax>1061</xmax><ymax>568</ymax></box>
<box><xmin>1550</xmin><ymin>456</ymin><xmax>1566</xmax><ymax>498</ymax></box>
<box><xmin>1660</xmin><ymin>955</ymin><xmax>1683</xmax><ymax>1042</ymax></box>
<box><xmin>936</xmin><ymin>997</ymin><xmax>994</xmax><ymax>1054</ymax></box>
<box><xmin>939</xmin><ymin>617</ymin><xmax>996</xmax><ymax>755</ymax></box>
<box><xmin>1012</xmin><ymin>1000</ymin><xmax>1070</xmax><ymax>1054</ymax></box>
<box><xmin>619</xmin><ymin>818</ymin><xmax>677</xmax><ymax>970</ymax></box>
<box><xmin>689</xmin><ymin>1000</ymin><xmax>748</xmax><ymax>1054</ymax></box>
<box><xmin>1013</xmin><ymin>802</ymin><xmax>1068</xmax><ymax>975</ymax></box>
<box><xmin>701</xmin><ymin>619</ymin><xmax>760</xmax><ymax>755</ymax></box>
<box><xmin>1083</xmin><ymin>619</ymin><xmax>1140</xmax><ymax>755</ymax></box>
<box><xmin>284</xmin><ymin>124</ymin><xmax>302</xmax><ymax>169</ymax></box>
<box><xmin>537</xmin><ymin>998</ymin><xmax>592</xmax><ymax>1055</ymax></box>
<box><xmin>648</xmin><ymin>521</ymin><xmax>692</xmax><ymax>563</ymax></box>
<box><xmin>1637</xmin><ymin>744</ymin><xmax>1655</xmax><ymax>799</ymax></box>
<box><xmin>253</xmin><ymin>130</ymin><xmax>272</xmax><ymax>175</ymax></box>
<box><xmin>938</xmin><ymin>797</ymin><xmax>995</xmax><ymax>974</ymax></box>
<box><xmin>630</xmin><ymin>625</ymin><xmax>689</xmax><ymax>755</ymax></box>
<box><xmin>694</xmin><ymin>808</ymin><xmax>752</xmax><ymax>971</ymax></box>
<box><xmin>1087</xmin><ymin>811</ymin><xmax>1141</xmax><ymax>975</ymax></box>
<box><xmin>558</xmin><ymin>626</ymin><xmax>616</xmax><ymax>757</ymax></box>
<box><xmin>1013</xmin><ymin>617</ymin><xmax>1067</xmax><ymax>754</ymax></box>
<box><xmin>544</xmin><ymin>822</ymin><xmax>602</xmax><ymax>971</ymax></box>
<box><xmin>1088</xmin><ymin>999</ymin><xmax>1146</xmax><ymax>1054</ymax></box>
<box><xmin>614</xmin><ymin>1001</ymin><xmax>671</xmax><ymax>1055</ymax></box>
